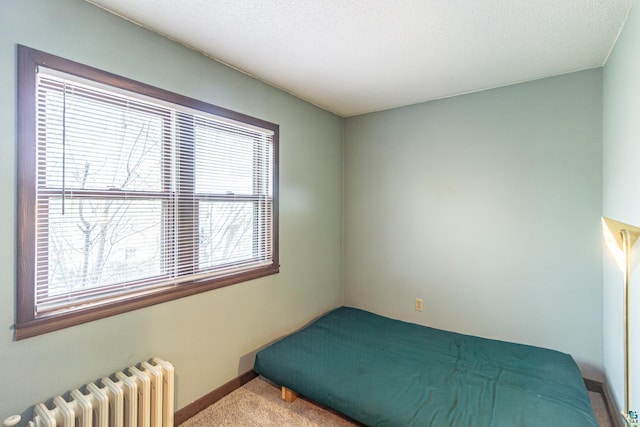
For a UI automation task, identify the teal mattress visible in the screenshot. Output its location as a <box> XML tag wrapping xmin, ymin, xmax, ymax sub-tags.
<box><xmin>254</xmin><ymin>307</ymin><xmax>597</xmax><ymax>426</ymax></box>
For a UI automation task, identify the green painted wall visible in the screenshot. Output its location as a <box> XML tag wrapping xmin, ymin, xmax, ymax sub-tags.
<box><xmin>603</xmin><ymin>2</ymin><xmax>640</xmax><ymax>414</ymax></box>
<box><xmin>0</xmin><ymin>0</ymin><xmax>343</xmax><ymax>416</ymax></box>
<box><xmin>0</xmin><ymin>0</ymin><xmax>617</xmax><ymax>419</ymax></box>
<box><xmin>343</xmin><ymin>70</ymin><xmax>604</xmax><ymax>379</ymax></box>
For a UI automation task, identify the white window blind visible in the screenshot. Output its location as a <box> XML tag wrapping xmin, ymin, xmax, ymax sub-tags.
<box><xmin>34</xmin><ymin>68</ymin><xmax>275</xmax><ymax>315</ymax></box>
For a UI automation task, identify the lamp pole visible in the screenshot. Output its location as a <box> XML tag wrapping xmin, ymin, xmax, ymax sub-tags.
<box><xmin>622</xmin><ymin>229</ymin><xmax>638</xmax><ymax>426</ymax></box>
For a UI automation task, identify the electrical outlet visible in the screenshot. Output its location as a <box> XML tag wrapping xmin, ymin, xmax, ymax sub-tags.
<box><xmin>415</xmin><ymin>298</ymin><xmax>423</xmax><ymax>312</ymax></box>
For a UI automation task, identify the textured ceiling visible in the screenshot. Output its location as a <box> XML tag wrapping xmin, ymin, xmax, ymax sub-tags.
<box><xmin>87</xmin><ymin>0</ymin><xmax>636</xmax><ymax>117</ymax></box>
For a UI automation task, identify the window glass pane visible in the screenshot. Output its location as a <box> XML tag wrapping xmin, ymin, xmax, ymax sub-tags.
<box><xmin>43</xmin><ymin>198</ymin><xmax>164</xmax><ymax>298</ymax></box>
<box><xmin>194</xmin><ymin>123</ymin><xmax>254</xmax><ymax>195</ymax></box>
<box><xmin>198</xmin><ymin>201</ymin><xmax>255</xmax><ymax>268</ymax></box>
<box><xmin>41</xmin><ymin>85</ymin><xmax>165</xmax><ymax>192</ymax></box>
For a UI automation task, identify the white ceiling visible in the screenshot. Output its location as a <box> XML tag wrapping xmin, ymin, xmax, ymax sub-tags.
<box><xmin>87</xmin><ymin>0</ymin><xmax>635</xmax><ymax>117</ymax></box>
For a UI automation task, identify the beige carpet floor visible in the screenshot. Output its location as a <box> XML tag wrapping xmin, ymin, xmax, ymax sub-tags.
<box><xmin>180</xmin><ymin>376</ymin><xmax>614</xmax><ymax>426</ymax></box>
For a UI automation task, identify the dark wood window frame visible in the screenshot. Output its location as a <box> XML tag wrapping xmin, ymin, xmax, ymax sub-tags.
<box><xmin>16</xmin><ymin>45</ymin><xmax>279</xmax><ymax>340</ymax></box>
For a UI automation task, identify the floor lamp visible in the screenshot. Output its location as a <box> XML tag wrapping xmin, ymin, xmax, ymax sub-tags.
<box><xmin>603</xmin><ymin>217</ymin><xmax>640</xmax><ymax>426</ymax></box>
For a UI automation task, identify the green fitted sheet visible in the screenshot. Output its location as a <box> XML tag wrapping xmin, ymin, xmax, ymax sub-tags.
<box><xmin>254</xmin><ymin>307</ymin><xmax>597</xmax><ymax>427</ymax></box>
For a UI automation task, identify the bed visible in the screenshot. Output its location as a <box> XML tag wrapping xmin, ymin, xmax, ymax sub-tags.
<box><xmin>253</xmin><ymin>306</ymin><xmax>598</xmax><ymax>426</ymax></box>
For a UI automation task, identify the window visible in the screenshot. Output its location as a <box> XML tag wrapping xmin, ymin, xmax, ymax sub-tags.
<box><xmin>16</xmin><ymin>46</ymin><xmax>279</xmax><ymax>339</ymax></box>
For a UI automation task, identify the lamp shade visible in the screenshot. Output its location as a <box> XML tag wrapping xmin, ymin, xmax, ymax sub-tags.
<box><xmin>602</xmin><ymin>217</ymin><xmax>640</xmax><ymax>271</ymax></box>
